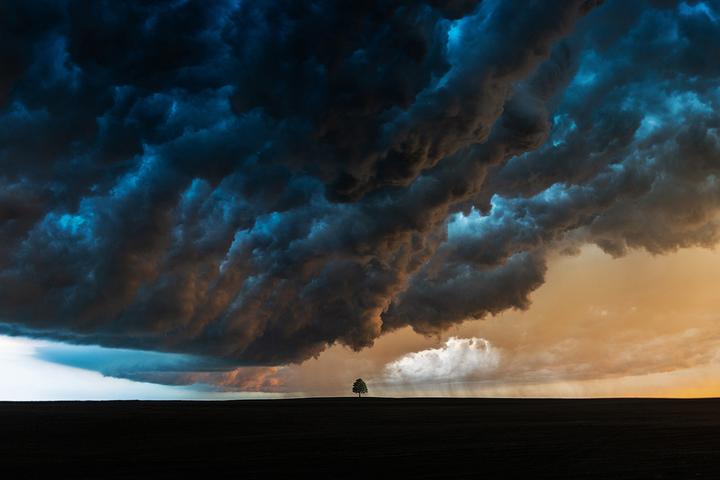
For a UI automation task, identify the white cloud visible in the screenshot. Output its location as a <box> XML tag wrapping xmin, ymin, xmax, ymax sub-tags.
<box><xmin>384</xmin><ymin>337</ymin><xmax>500</xmax><ymax>383</ymax></box>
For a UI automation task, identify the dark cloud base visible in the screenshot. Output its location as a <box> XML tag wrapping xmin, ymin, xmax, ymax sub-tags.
<box><xmin>1</xmin><ymin>0</ymin><xmax>719</xmax><ymax>368</ymax></box>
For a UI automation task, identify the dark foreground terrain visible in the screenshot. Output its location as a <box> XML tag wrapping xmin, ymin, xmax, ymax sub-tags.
<box><xmin>2</xmin><ymin>398</ymin><xmax>720</xmax><ymax>479</ymax></box>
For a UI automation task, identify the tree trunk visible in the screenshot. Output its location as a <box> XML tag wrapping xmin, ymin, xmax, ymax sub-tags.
<box><xmin>358</xmin><ymin>392</ymin><xmax>361</xmax><ymax>398</ymax></box>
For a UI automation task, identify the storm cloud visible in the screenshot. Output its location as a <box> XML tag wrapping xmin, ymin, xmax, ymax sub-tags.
<box><xmin>1</xmin><ymin>0</ymin><xmax>719</xmax><ymax>373</ymax></box>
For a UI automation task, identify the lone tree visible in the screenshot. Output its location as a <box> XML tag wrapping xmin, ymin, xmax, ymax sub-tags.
<box><xmin>352</xmin><ymin>378</ymin><xmax>368</xmax><ymax>398</ymax></box>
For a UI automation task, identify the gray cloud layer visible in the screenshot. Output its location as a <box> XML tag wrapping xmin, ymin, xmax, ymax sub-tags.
<box><xmin>1</xmin><ymin>0</ymin><xmax>718</xmax><ymax>368</ymax></box>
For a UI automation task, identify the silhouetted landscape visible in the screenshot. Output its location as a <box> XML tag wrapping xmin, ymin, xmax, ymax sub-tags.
<box><xmin>3</xmin><ymin>398</ymin><xmax>720</xmax><ymax>479</ymax></box>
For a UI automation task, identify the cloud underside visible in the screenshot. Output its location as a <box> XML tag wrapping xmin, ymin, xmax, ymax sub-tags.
<box><xmin>0</xmin><ymin>0</ymin><xmax>719</xmax><ymax>370</ymax></box>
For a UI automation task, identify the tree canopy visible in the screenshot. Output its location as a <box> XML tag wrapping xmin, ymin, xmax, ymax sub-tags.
<box><xmin>352</xmin><ymin>378</ymin><xmax>368</xmax><ymax>397</ymax></box>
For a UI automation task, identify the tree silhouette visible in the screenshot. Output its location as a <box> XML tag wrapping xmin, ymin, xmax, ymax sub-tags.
<box><xmin>352</xmin><ymin>378</ymin><xmax>368</xmax><ymax>398</ymax></box>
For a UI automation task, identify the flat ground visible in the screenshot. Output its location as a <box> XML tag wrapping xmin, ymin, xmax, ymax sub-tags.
<box><xmin>2</xmin><ymin>398</ymin><xmax>719</xmax><ymax>478</ymax></box>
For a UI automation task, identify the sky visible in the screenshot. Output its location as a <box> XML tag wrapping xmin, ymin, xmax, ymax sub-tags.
<box><xmin>1</xmin><ymin>0</ymin><xmax>720</xmax><ymax>399</ymax></box>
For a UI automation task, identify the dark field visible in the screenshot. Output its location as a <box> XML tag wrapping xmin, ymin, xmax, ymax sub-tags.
<box><xmin>2</xmin><ymin>398</ymin><xmax>720</xmax><ymax>479</ymax></box>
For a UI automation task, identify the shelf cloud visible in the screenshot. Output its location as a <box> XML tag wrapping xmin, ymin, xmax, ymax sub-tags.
<box><xmin>1</xmin><ymin>0</ymin><xmax>719</xmax><ymax>376</ymax></box>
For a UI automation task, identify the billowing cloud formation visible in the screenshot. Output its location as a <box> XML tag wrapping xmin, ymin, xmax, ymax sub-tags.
<box><xmin>0</xmin><ymin>0</ymin><xmax>719</xmax><ymax>370</ymax></box>
<box><xmin>385</xmin><ymin>337</ymin><xmax>500</xmax><ymax>382</ymax></box>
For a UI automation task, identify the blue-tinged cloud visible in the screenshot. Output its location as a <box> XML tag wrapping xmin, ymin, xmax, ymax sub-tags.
<box><xmin>33</xmin><ymin>340</ymin><xmax>288</xmax><ymax>392</ymax></box>
<box><xmin>383</xmin><ymin>0</ymin><xmax>720</xmax><ymax>333</ymax></box>
<box><xmin>1</xmin><ymin>0</ymin><xmax>719</xmax><ymax>372</ymax></box>
<box><xmin>35</xmin><ymin>343</ymin><xmax>202</xmax><ymax>379</ymax></box>
<box><xmin>0</xmin><ymin>335</ymin><xmax>288</xmax><ymax>399</ymax></box>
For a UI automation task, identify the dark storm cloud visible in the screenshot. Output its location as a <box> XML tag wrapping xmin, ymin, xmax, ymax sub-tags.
<box><xmin>382</xmin><ymin>0</ymin><xmax>720</xmax><ymax>334</ymax></box>
<box><xmin>485</xmin><ymin>0</ymin><xmax>720</xmax><ymax>257</ymax></box>
<box><xmin>1</xmin><ymin>0</ymin><xmax>718</xmax><ymax>372</ymax></box>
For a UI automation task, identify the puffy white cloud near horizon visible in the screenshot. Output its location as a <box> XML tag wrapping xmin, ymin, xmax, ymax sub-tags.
<box><xmin>384</xmin><ymin>337</ymin><xmax>501</xmax><ymax>384</ymax></box>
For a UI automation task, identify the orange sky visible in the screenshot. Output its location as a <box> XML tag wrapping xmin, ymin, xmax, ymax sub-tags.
<box><xmin>283</xmin><ymin>245</ymin><xmax>720</xmax><ymax>397</ymax></box>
